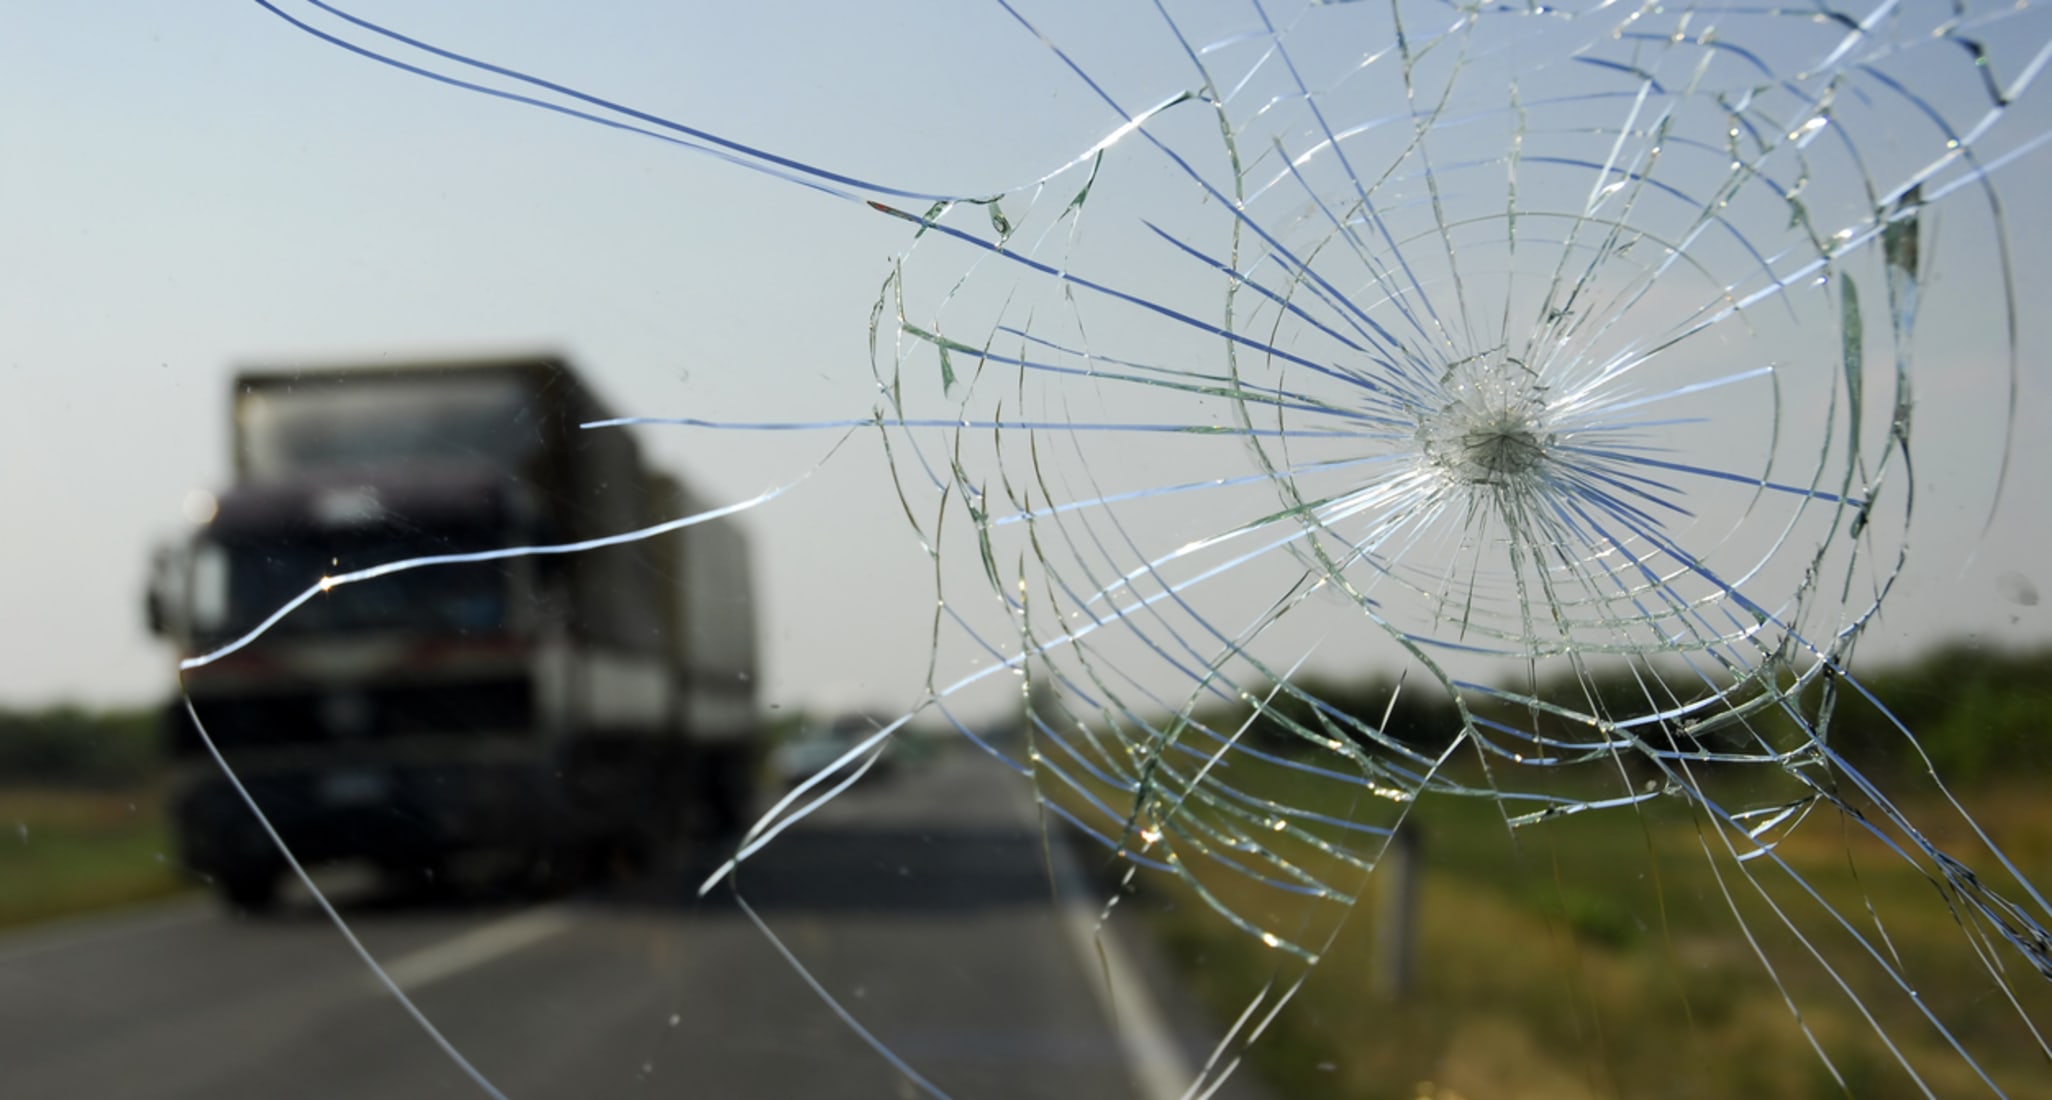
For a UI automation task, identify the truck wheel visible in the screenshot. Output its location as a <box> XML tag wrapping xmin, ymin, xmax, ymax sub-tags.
<box><xmin>217</xmin><ymin>865</ymin><xmax>280</xmax><ymax>915</ymax></box>
<box><xmin>376</xmin><ymin>856</ymin><xmax>453</xmax><ymax>900</ymax></box>
<box><xmin>517</xmin><ymin>833</ymin><xmax>593</xmax><ymax>898</ymax></box>
<box><xmin>705</xmin><ymin>747</ymin><xmax>759</xmax><ymax>838</ymax></box>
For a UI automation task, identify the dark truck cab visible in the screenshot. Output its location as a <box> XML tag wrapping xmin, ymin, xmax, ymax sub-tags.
<box><xmin>146</xmin><ymin>356</ymin><xmax>758</xmax><ymax>909</ymax></box>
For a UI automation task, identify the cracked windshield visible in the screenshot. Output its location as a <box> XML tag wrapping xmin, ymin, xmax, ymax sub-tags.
<box><xmin>7</xmin><ymin>1</ymin><xmax>2052</xmax><ymax>1097</ymax></box>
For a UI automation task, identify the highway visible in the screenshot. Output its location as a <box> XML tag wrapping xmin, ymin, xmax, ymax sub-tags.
<box><xmin>0</xmin><ymin>746</ymin><xmax>1258</xmax><ymax>1100</ymax></box>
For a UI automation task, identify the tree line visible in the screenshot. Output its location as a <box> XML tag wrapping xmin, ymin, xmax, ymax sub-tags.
<box><xmin>0</xmin><ymin>705</ymin><xmax>164</xmax><ymax>788</ymax></box>
<box><xmin>1199</xmin><ymin>642</ymin><xmax>2051</xmax><ymax>787</ymax></box>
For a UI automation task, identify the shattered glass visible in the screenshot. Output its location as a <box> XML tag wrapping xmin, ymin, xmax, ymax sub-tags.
<box><xmin>175</xmin><ymin>0</ymin><xmax>2052</xmax><ymax>1095</ymax></box>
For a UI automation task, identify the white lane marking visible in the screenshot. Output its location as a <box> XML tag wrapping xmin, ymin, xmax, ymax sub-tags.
<box><xmin>1055</xmin><ymin>891</ymin><xmax>1194</xmax><ymax>1100</ymax></box>
<box><xmin>380</xmin><ymin>907</ymin><xmax>575</xmax><ymax>994</ymax></box>
<box><xmin>0</xmin><ymin>898</ymin><xmax>208</xmax><ymax>968</ymax></box>
<box><xmin>1027</xmin><ymin>797</ymin><xmax>1195</xmax><ymax>1100</ymax></box>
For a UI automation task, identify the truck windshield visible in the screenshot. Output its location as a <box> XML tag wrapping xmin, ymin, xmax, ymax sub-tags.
<box><xmin>237</xmin><ymin>374</ymin><xmax>539</xmax><ymax>479</ymax></box>
<box><xmin>201</xmin><ymin>534</ymin><xmax>513</xmax><ymax>641</ymax></box>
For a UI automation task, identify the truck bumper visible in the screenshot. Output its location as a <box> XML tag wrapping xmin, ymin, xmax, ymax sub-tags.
<box><xmin>171</xmin><ymin>756</ymin><xmax>560</xmax><ymax>876</ymax></box>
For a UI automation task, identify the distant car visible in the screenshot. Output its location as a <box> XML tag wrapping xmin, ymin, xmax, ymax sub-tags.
<box><xmin>774</xmin><ymin>716</ymin><xmax>894</xmax><ymax>788</ymax></box>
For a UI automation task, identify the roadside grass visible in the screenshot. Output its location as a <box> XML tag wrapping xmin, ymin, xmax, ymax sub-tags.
<box><xmin>1070</xmin><ymin>774</ymin><xmax>2052</xmax><ymax>1100</ymax></box>
<box><xmin>0</xmin><ymin>787</ymin><xmax>187</xmax><ymax>932</ymax></box>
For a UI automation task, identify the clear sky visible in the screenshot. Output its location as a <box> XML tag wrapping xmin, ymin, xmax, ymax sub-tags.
<box><xmin>3</xmin><ymin>1</ymin><xmax>2048</xmax><ymax>721</ymax></box>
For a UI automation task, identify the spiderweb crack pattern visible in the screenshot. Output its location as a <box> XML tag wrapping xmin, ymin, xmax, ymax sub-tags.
<box><xmin>232</xmin><ymin>0</ymin><xmax>2052</xmax><ymax>1094</ymax></box>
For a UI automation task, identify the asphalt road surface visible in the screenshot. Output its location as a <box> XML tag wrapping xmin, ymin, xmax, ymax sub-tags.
<box><xmin>0</xmin><ymin>745</ymin><xmax>1260</xmax><ymax>1100</ymax></box>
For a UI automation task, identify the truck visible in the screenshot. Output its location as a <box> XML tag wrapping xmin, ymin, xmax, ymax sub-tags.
<box><xmin>144</xmin><ymin>354</ymin><xmax>760</xmax><ymax>911</ymax></box>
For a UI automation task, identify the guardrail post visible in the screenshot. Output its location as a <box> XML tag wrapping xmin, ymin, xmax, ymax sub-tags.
<box><xmin>1371</xmin><ymin>825</ymin><xmax>1420</xmax><ymax>1000</ymax></box>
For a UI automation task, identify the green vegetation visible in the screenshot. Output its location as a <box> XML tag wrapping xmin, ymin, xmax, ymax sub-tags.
<box><xmin>0</xmin><ymin>787</ymin><xmax>184</xmax><ymax>931</ymax></box>
<box><xmin>1084</xmin><ymin>644</ymin><xmax>2052</xmax><ymax>1099</ymax></box>
<box><xmin>0</xmin><ymin>704</ymin><xmax>165</xmax><ymax>789</ymax></box>
<box><xmin>1823</xmin><ymin>645</ymin><xmax>2052</xmax><ymax>784</ymax></box>
<box><xmin>1219</xmin><ymin>643</ymin><xmax>2052</xmax><ymax>789</ymax></box>
<box><xmin>1133</xmin><ymin>786</ymin><xmax>2052</xmax><ymax>1100</ymax></box>
<box><xmin>0</xmin><ymin>704</ymin><xmax>185</xmax><ymax>931</ymax></box>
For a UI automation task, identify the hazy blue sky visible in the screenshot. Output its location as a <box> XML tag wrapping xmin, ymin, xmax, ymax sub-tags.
<box><xmin>4</xmin><ymin>1</ymin><xmax>2048</xmax><ymax>720</ymax></box>
<box><xmin>0</xmin><ymin>1</ymin><xmax>1151</xmax><ymax>718</ymax></box>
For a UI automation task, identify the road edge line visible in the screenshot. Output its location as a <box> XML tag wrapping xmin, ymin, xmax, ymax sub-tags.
<box><xmin>380</xmin><ymin>906</ymin><xmax>575</xmax><ymax>994</ymax></box>
<box><xmin>1035</xmin><ymin>808</ymin><xmax>1194</xmax><ymax>1100</ymax></box>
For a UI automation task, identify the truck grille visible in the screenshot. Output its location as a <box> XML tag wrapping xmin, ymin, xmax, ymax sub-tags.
<box><xmin>170</xmin><ymin>679</ymin><xmax>534</xmax><ymax>754</ymax></box>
